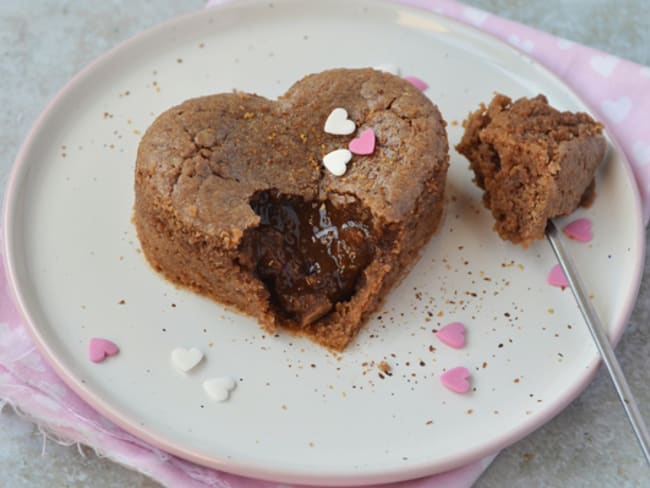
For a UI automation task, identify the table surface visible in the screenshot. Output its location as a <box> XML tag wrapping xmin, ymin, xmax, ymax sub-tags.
<box><xmin>1</xmin><ymin>1</ymin><xmax>649</xmax><ymax>486</ymax></box>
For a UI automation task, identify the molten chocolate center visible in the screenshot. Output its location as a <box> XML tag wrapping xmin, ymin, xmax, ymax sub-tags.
<box><xmin>248</xmin><ymin>191</ymin><xmax>374</xmax><ymax>326</ymax></box>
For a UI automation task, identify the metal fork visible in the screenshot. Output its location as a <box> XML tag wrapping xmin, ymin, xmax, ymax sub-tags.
<box><xmin>546</xmin><ymin>220</ymin><xmax>650</xmax><ymax>464</ymax></box>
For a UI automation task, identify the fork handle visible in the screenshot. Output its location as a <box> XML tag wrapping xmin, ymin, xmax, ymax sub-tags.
<box><xmin>546</xmin><ymin>220</ymin><xmax>650</xmax><ymax>465</ymax></box>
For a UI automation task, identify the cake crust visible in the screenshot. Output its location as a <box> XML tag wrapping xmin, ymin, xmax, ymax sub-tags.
<box><xmin>134</xmin><ymin>68</ymin><xmax>449</xmax><ymax>350</ymax></box>
<box><xmin>455</xmin><ymin>93</ymin><xmax>606</xmax><ymax>246</ymax></box>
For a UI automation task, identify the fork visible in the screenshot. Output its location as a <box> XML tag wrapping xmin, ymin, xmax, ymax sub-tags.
<box><xmin>546</xmin><ymin>220</ymin><xmax>650</xmax><ymax>464</ymax></box>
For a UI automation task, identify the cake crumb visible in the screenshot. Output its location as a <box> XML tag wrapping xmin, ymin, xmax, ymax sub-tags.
<box><xmin>378</xmin><ymin>361</ymin><xmax>392</xmax><ymax>375</ymax></box>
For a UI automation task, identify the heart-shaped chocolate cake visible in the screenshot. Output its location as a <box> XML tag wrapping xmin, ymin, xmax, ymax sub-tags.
<box><xmin>134</xmin><ymin>68</ymin><xmax>449</xmax><ymax>350</ymax></box>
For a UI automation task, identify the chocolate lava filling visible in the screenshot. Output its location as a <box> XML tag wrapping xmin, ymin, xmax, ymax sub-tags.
<box><xmin>247</xmin><ymin>191</ymin><xmax>375</xmax><ymax>326</ymax></box>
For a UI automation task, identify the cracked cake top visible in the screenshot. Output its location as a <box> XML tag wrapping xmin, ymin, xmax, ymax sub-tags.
<box><xmin>135</xmin><ymin>68</ymin><xmax>448</xmax><ymax>249</ymax></box>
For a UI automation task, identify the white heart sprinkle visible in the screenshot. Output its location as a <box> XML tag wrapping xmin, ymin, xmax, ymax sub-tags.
<box><xmin>632</xmin><ymin>141</ymin><xmax>650</xmax><ymax>167</ymax></box>
<box><xmin>373</xmin><ymin>64</ymin><xmax>401</xmax><ymax>76</ymax></box>
<box><xmin>171</xmin><ymin>347</ymin><xmax>203</xmax><ymax>373</ymax></box>
<box><xmin>507</xmin><ymin>34</ymin><xmax>534</xmax><ymax>53</ymax></box>
<box><xmin>463</xmin><ymin>6</ymin><xmax>489</xmax><ymax>26</ymax></box>
<box><xmin>324</xmin><ymin>108</ymin><xmax>355</xmax><ymax>135</ymax></box>
<box><xmin>323</xmin><ymin>149</ymin><xmax>352</xmax><ymax>176</ymax></box>
<box><xmin>601</xmin><ymin>96</ymin><xmax>632</xmax><ymax>124</ymax></box>
<box><xmin>203</xmin><ymin>377</ymin><xmax>237</xmax><ymax>402</ymax></box>
<box><xmin>590</xmin><ymin>56</ymin><xmax>618</xmax><ymax>77</ymax></box>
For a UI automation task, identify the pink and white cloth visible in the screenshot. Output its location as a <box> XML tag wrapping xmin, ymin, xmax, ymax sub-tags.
<box><xmin>1</xmin><ymin>1</ymin><xmax>649</xmax><ymax>487</ymax></box>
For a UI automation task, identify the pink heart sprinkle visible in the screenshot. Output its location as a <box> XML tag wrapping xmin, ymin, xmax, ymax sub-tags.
<box><xmin>563</xmin><ymin>218</ymin><xmax>593</xmax><ymax>243</ymax></box>
<box><xmin>348</xmin><ymin>128</ymin><xmax>376</xmax><ymax>155</ymax></box>
<box><xmin>403</xmin><ymin>75</ymin><xmax>428</xmax><ymax>91</ymax></box>
<box><xmin>89</xmin><ymin>338</ymin><xmax>120</xmax><ymax>363</ymax></box>
<box><xmin>440</xmin><ymin>367</ymin><xmax>470</xmax><ymax>393</ymax></box>
<box><xmin>436</xmin><ymin>322</ymin><xmax>466</xmax><ymax>348</ymax></box>
<box><xmin>547</xmin><ymin>264</ymin><xmax>569</xmax><ymax>288</ymax></box>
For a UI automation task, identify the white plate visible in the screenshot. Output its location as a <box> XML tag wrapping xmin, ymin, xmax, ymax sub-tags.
<box><xmin>3</xmin><ymin>0</ymin><xmax>645</xmax><ymax>485</ymax></box>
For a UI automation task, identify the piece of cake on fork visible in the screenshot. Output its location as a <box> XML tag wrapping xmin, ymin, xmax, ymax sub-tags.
<box><xmin>456</xmin><ymin>93</ymin><xmax>606</xmax><ymax>246</ymax></box>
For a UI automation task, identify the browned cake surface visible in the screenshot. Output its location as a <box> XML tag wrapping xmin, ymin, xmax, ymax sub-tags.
<box><xmin>134</xmin><ymin>68</ymin><xmax>449</xmax><ymax>351</ymax></box>
<box><xmin>456</xmin><ymin>93</ymin><xmax>606</xmax><ymax>246</ymax></box>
